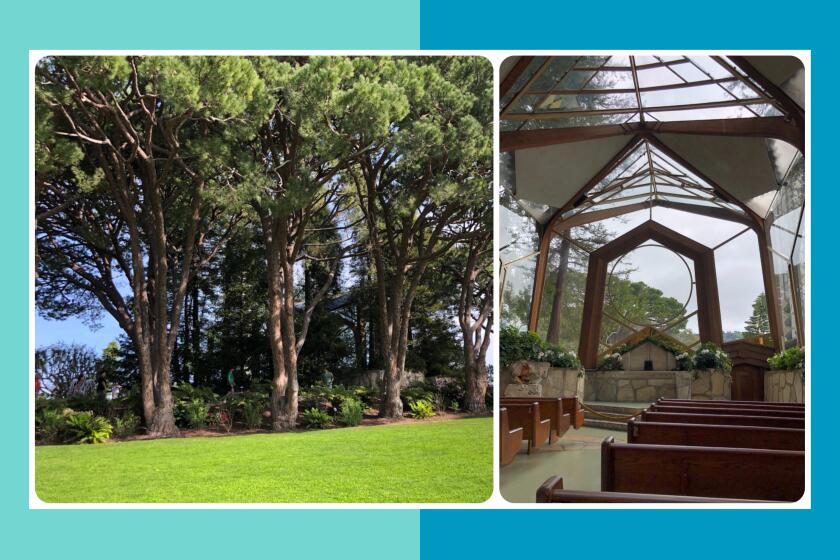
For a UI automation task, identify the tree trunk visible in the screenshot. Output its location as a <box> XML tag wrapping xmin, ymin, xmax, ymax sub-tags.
<box><xmin>464</xmin><ymin>353</ymin><xmax>488</xmax><ymax>413</ymax></box>
<box><xmin>381</xmin><ymin>351</ymin><xmax>403</xmax><ymax>417</ymax></box>
<box><xmin>546</xmin><ymin>236</ymin><xmax>571</xmax><ymax>345</ymax></box>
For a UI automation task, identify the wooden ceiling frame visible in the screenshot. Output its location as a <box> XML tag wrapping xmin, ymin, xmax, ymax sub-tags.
<box><xmin>577</xmin><ymin>221</ymin><xmax>723</xmax><ymax>369</ymax></box>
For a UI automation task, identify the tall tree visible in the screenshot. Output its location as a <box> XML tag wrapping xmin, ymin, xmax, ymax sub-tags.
<box><xmin>35</xmin><ymin>56</ymin><xmax>273</xmax><ymax>436</ymax></box>
<box><xmin>744</xmin><ymin>293</ymin><xmax>770</xmax><ymax>336</ymax></box>
<box><xmin>452</xmin><ymin>198</ymin><xmax>493</xmax><ymax>412</ymax></box>
<box><xmin>350</xmin><ymin>57</ymin><xmax>493</xmax><ymax>417</ymax></box>
<box><xmin>245</xmin><ymin>57</ymin><xmax>393</xmax><ymax>430</ymax></box>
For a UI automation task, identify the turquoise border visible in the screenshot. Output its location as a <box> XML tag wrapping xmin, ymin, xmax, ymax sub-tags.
<box><xmin>3</xmin><ymin>2</ymin><xmax>421</xmax><ymax>559</ymax></box>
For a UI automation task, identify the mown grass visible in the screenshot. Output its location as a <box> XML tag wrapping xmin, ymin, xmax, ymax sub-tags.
<box><xmin>35</xmin><ymin>417</ymin><xmax>492</xmax><ymax>503</ymax></box>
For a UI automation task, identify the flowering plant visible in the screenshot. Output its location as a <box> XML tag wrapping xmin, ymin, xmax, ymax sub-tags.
<box><xmin>691</xmin><ymin>342</ymin><xmax>732</xmax><ymax>372</ymax></box>
<box><xmin>598</xmin><ymin>352</ymin><xmax>623</xmax><ymax>371</ymax></box>
<box><xmin>768</xmin><ymin>346</ymin><xmax>805</xmax><ymax>371</ymax></box>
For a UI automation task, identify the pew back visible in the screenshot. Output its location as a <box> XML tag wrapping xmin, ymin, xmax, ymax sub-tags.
<box><xmin>602</xmin><ymin>437</ymin><xmax>804</xmax><ymax>501</ymax></box>
<box><xmin>641</xmin><ymin>411</ymin><xmax>805</xmax><ymax>429</ymax></box>
<box><xmin>536</xmin><ymin>476</ymin><xmax>774</xmax><ymax>503</ymax></box>
<box><xmin>627</xmin><ymin>420</ymin><xmax>804</xmax><ymax>451</ymax></box>
<box><xmin>651</xmin><ymin>404</ymin><xmax>804</xmax><ymax>418</ymax></box>
<box><xmin>503</xmin><ymin>402</ymin><xmax>551</xmax><ymax>451</ymax></box>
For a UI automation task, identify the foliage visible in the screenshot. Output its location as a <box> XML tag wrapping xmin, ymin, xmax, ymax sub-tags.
<box><xmin>598</xmin><ymin>353</ymin><xmax>624</xmax><ymax>371</ymax></box>
<box><xmin>178</xmin><ymin>399</ymin><xmax>210</xmax><ymax>429</ymax></box>
<box><xmin>35</xmin><ymin>343</ymin><xmax>99</xmax><ymax>398</ymax></box>
<box><xmin>337</xmin><ymin>398</ymin><xmax>365</xmax><ymax>426</ymax></box>
<box><xmin>400</xmin><ymin>383</ymin><xmax>436</xmax><ymax>409</ymax></box>
<box><xmin>744</xmin><ymin>293</ymin><xmax>771</xmax><ymax>336</ymax></box>
<box><xmin>691</xmin><ymin>342</ymin><xmax>732</xmax><ymax>372</ymax></box>
<box><xmin>768</xmin><ymin>346</ymin><xmax>805</xmax><ymax>371</ymax></box>
<box><xmin>302</xmin><ymin>407</ymin><xmax>332</xmax><ymax>429</ymax></box>
<box><xmin>499</xmin><ymin>325</ymin><xmax>582</xmax><ymax>369</ymax></box>
<box><xmin>112</xmin><ymin>412</ymin><xmax>141</xmax><ymax>438</ymax></box>
<box><xmin>449</xmin><ymin>401</ymin><xmax>461</xmax><ymax>413</ymax></box>
<box><xmin>64</xmin><ymin>411</ymin><xmax>113</xmax><ymax>444</ymax></box>
<box><xmin>35</xmin><ymin>406</ymin><xmax>69</xmax><ymax>443</ymax></box>
<box><xmin>408</xmin><ymin>399</ymin><xmax>436</xmax><ymax>420</ymax></box>
<box><xmin>208</xmin><ymin>404</ymin><xmax>233</xmax><ymax>433</ymax></box>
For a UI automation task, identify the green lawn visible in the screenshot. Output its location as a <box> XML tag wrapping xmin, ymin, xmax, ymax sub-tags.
<box><xmin>35</xmin><ymin>417</ymin><xmax>492</xmax><ymax>503</ymax></box>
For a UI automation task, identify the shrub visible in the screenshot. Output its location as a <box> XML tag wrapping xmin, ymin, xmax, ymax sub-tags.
<box><xmin>499</xmin><ymin>326</ymin><xmax>545</xmax><ymax>366</ymax></box>
<box><xmin>35</xmin><ymin>407</ymin><xmax>67</xmax><ymax>443</ymax></box>
<box><xmin>449</xmin><ymin>401</ymin><xmax>461</xmax><ymax>412</ymax></box>
<box><xmin>400</xmin><ymin>383</ymin><xmax>435</xmax><ymax>409</ymax></box>
<box><xmin>338</xmin><ymin>398</ymin><xmax>365</xmax><ymax>426</ymax></box>
<box><xmin>768</xmin><ymin>346</ymin><xmax>805</xmax><ymax>371</ymax></box>
<box><xmin>674</xmin><ymin>352</ymin><xmax>694</xmax><ymax>371</ymax></box>
<box><xmin>64</xmin><ymin>411</ymin><xmax>112</xmax><ymax>444</ymax></box>
<box><xmin>693</xmin><ymin>342</ymin><xmax>732</xmax><ymax>372</ymax></box>
<box><xmin>208</xmin><ymin>404</ymin><xmax>233</xmax><ymax>433</ymax></box>
<box><xmin>408</xmin><ymin>399</ymin><xmax>436</xmax><ymax>420</ymax></box>
<box><xmin>112</xmin><ymin>412</ymin><xmax>140</xmax><ymax>437</ymax></box>
<box><xmin>302</xmin><ymin>407</ymin><xmax>332</xmax><ymax>429</ymax></box>
<box><xmin>178</xmin><ymin>398</ymin><xmax>210</xmax><ymax>428</ymax></box>
<box><xmin>598</xmin><ymin>353</ymin><xmax>623</xmax><ymax>371</ymax></box>
<box><xmin>239</xmin><ymin>401</ymin><xmax>264</xmax><ymax>429</ymax></box>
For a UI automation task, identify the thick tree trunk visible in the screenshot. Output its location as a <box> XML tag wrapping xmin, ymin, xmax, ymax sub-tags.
<box><xmin>464</xmin><ymin>354</ymin><xmax>488</xmax><ymax>413</ymax></box>
<box><xmin>546</xmin><ymin>236</ymin><xmax>571</xmax><ymax>345</ymax></box>
<box><xmin>381</xmin><ymin>352</ymin><xmax>403</xmax><ymax>417</ymax></box>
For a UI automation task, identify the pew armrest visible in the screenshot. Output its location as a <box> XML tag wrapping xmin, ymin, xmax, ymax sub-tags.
<box><xmin>536</xmin><ymin>476</ymin><xmax>564</xmax><ymax>503</ymax></box>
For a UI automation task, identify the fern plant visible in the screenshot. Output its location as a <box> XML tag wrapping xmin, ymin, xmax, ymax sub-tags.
<box><xmin>302</xmin><ymin>407</ymin><xmax>332</xmax><ymax>429</ymax></box>
<box><xmin>64</xmin><ymin>411</ymin><xmax>112</xmax><ymax>444</ymax></box>
<box><xmin>408</xmin><ymin>399</ymin><xmax>436</xmax><ymax>420</ymax></box>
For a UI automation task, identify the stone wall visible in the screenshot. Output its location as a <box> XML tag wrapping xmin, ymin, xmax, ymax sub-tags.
<box><xmin>347</xmin><ymin>369</ymin><xmax>425</xmax><ymax>390</ymax></box>
<box><xmin>764</xmin><ymin>370</ymin><xmax>804</xmax><ymax>403</ymax></box>
<box><xmin>584</xmin><ymin>370</ymin><xmax>728</xmax><ymax>402</ymax></box>
<box><xmin>501</xmin><ymin>361</ymin><xmax>584</xmax><ymax>399</ymax></box>
<box><xmin>584</xmin><ymin>370</ymin><xmax>692</xmax><ymax>402</ymax></box>
<box><xmin>690</xmin><ymin>370</ymin><xmax>732</xmax><ymax>400</ymax></box>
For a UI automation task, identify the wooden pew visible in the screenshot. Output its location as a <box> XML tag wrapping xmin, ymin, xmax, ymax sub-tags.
<box><xmin>656</xmin><ymin>398</ymin><xmax>804</xmax><ymax>411</ymax></box>
<box><xmin>651</xmin><ymin>404</ymin><xmax>804</xmax><ymax>418</ymax></box>
<box><xmin>562</xmin><ymin>397</ymin><xmax>585</xmax><ymax>429</ymax></box>
<box><xmin>627</xmin><ymin>419</ymin><xmax>804</xmax><ymax>451</ymax></box>
<box><xmin>658</xmin><ymin>398</ymin><xmax>804</xmax><ymax>408</ymax></box>
<box><xmin>602</xmin><ymin>437</ymin><xmax>804</xmax><ymax>501</ymax></box>
<box><xmin>500</xmin><ymin>408</ymin><xmax>524</xmax><ymax>466</ymax></box>
<box><xmin>536</xmin><ymin>476</ymin><xmax>774</xmax><ymax>503</ymax></box>
<box><xmin>501</xmin><ymin>397</ymin><xmax>570</xmax><ymax>442</ymax></box>
<box><xmin>503</xmin><ymin>402</ymin><xmax>551</xmax><ymax>452</ymax></box>
<box><xmin>641</xmin><ymin>411</ymin><xmax>805</xmax><ymax>430</ymax></box>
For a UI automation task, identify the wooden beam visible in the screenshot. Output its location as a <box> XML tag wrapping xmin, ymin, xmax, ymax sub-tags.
<box><xmin>504</xmin><ymin>97</ymin><xmax>773</xmax><ymax>121</ymax></box>
<box><xmin>501</xmin><ymin>117</ymin><xmax>803</xmax><ymax>152</ymax></box>
<box><xmin>755</xmin><ymin>226</ymin><xmax>784</xmax><ymax>352</ymax></box>
<box><xmin>500</xmin><ymin>56</ymin><xmax>534</xmax><ymax>98</ymax></box>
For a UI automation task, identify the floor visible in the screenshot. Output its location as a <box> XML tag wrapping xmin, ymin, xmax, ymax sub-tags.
<box><xmin>499</xmin><ymin>426</ymin><xmax>627</xmax><ymax>503</ymax></box>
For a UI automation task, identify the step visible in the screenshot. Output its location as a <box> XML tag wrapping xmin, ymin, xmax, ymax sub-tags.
<box><xmin>584</xmin><ymin>418</ymin><xmax>628</xmax><ymax>432</ymax></box>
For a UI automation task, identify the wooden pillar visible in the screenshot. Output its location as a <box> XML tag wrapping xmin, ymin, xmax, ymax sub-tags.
<box><xmin>755</xmin><ymin>227</ymin><xmax>783</xmax><ymax>352</ymax></box>
<box><xmin>527</xmin><ymin>227</ymin><xmax>552</xmax><ymax>333</ymax></box>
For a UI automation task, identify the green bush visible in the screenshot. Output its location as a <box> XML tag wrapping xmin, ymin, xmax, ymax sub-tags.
<box><xmin>64</xmin><ymin>411</ymin><xmax>112</xmax><ymax>444</ymax></box>
<box><xmin>302</xmin><ymin>407</ymin><xmax>332</xmax><ymax>429</ymax></box>
<box><xmin>35</xmin><ymin>407</ymin><xmax>68</xmax><ymax>443</ymax></box>
<box><xmin>400</xmin><ymin>383</ymin><xmax>436</xmax><ymax>409</ymax></box>
<box><xmin>239</xmin><ymin>401</ymin><xmax>264</xmax><ymax>429</ymax></box>
<box><xmin>499</xmin><ymin>325</ymin><xmax>582</xmax><ymax>369</ymax></box>
<box><xmin>597</xmin><ymin>353</ymin><xmax>623</xmax><ymax>371</ymax></box>
<box><xmin>178</xmin><ymin>398</ymin><xmax>210</xmax><ymax>428</ymax></box>
<box><xmin>408</xmin><ymin>399</ymin><xmax>436</xmax><ymax>420</ymax></box>
<box><xmin>338</xmin><ymin>398</ymin><xmax>365</xmax><ymax>426</ymax></box>
<box><xmin>499</xmin><ymin>326</ymin><xmax>545</xmax><ymax>366</ymax></box>
<box><xmin>693</xmin><ymin>342</ymin><xmax>732</xmax><ymax>372</ymax></box>
<box><xmin>112</xmin><ymin>412</ymin><xmax>140</xmax><ymax>437</ymax></box>
<box><xmin>768</xmin><ymin>346</ymin><xmax>805</xmax><ymax>370</ymax></box>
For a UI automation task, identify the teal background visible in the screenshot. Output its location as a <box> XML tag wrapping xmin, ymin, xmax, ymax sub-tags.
<box><xmin>2</xmin><ymin>2</ymin><xmax>421</xmax><ymax>559</ymax></box>
<box><xmin>419</xmin><ymin>0</ymin><xmax>832</xmax><ymax>558</ymax></box>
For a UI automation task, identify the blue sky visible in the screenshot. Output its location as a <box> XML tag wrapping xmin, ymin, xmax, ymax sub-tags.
<box><xmin>36</xmin><ymin>314</ymin><xmax>122</xmax><ymax>353</ymax></box>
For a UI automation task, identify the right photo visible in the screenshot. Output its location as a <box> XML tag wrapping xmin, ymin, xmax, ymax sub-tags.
<box><xmin>498</xmin><ymin>55</ymin><xmax>806</xmax><ymax>503</ymax></box>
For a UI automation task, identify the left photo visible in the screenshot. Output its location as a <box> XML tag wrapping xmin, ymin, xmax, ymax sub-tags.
<box><xmin>33</xmin><ymin>55</ymin><xmax>493</xmax><ymax>503</ymax></box>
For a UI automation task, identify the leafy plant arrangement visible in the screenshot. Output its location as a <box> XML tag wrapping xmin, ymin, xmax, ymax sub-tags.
<box><xmin>112</xmin><ymin>412</ymin><xmax>140</xmax><ymax>437</ymax></box>
<box><xmin>64</xmin><ymin>411</ymin><xmax>113</xmax><ymax>444</ymax></box>
<box><xmin>597</xmin><ymin>353</ymin><xmax>623</xmax><ymax>371</ymax></box>
<box><xmin>499</xmin><ymin>326</ymin><xmax>545</xmax><ymax>367</ymax></box>
<box><xmin>768</xmin><ymin>346</ymin><xmax>805</xmax><ymax>371</ymax></box>
<box><xmin>692</xmin><ymin>342</ymin><xmax>732</xmax><ymax>372</ymax></box>
<box><xmin>238</xmin><ymin>401</ymin><xmax>265</xmax><ymax>430</ymax></box>
<box><xmin>302</xmin><ymin>407</ymin><xmax>332</xmax><ymax>429</ymax></box>
<box><xmin>499</xmin><ymin>325</ymin><xmax>582</xmax><ymax>369</ymax></box>
<box><xmin>614</xmin><ymin>335</ymin><xmax>689</xmax><ymax>361</ymax></box>
<box><xmin>400</xmin><ymin>382</ymin><xmax>436</xmax><ymax>409</ymax></box>
<box><xmin>337</xmin><ymin>398</ymin><xmax>365</xmax><ymax>426</ymax></box>
<box><xmin>674</xmin><ymin>352</ymin><xmax>694</xmax><ymax>371</ymax></box>
<box><xmin>408</xmin><ymin>399</ymin><xmax>436</xmax><ymax>420</ymax></box>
